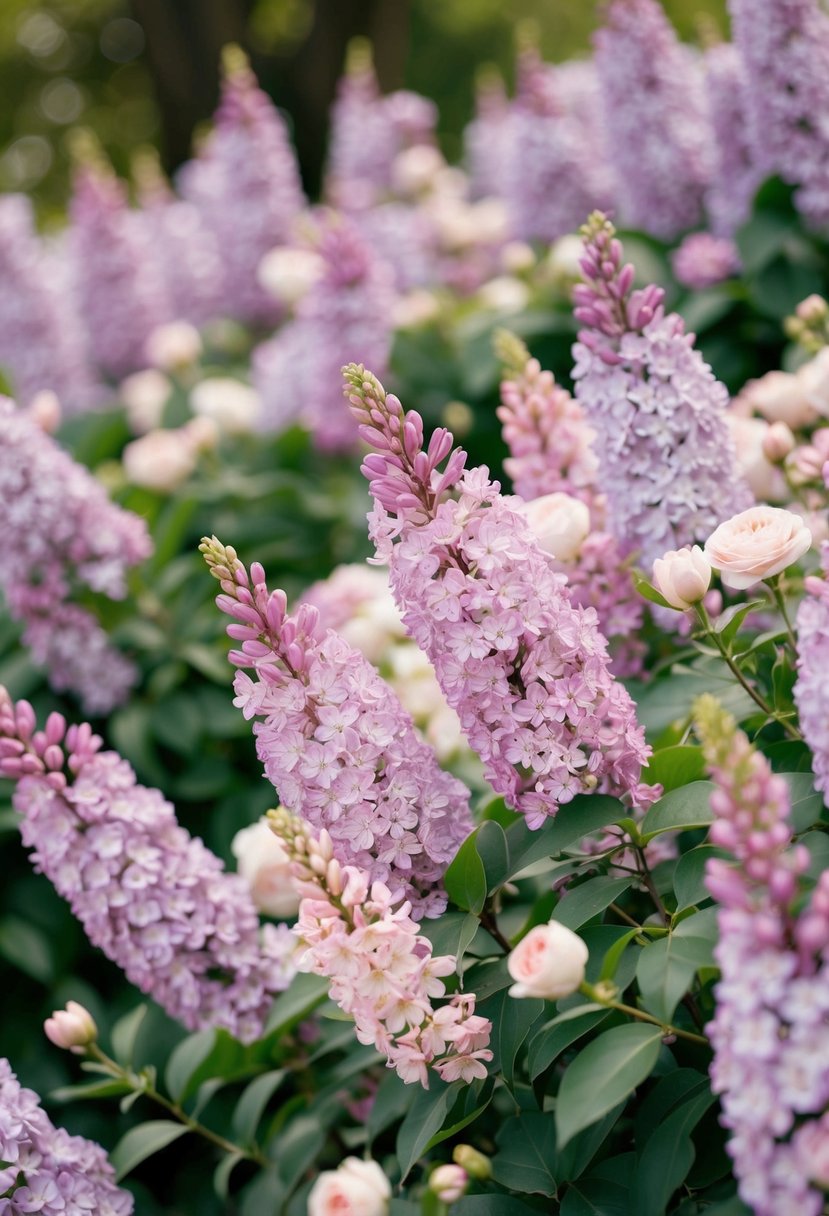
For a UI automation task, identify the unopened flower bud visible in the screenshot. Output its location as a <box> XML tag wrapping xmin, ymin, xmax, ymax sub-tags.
<box><xmin>507</xmin><ymin>921</ymin><xmax>588</xmax><ymax>1000</ymax></box>
<box><xmin>429</xmin><ymin>1163</ymin><xmax>469</xmax><ymax>1203</ymax></box>
<box><xmin>452</xmin><ymin>1145</ymin><xmax>492</xmax><ymax>1180</ymax></box>
<box><xmin>652</xmin><ymin>545</ymin><xmax>711</xmax><ymax>610</ymax></box>
<box><xmin>44</xmin><ymin>1001</ymin><xmax>97</xmax><ymax>1052</ymax></box>
<box><xmin>762</xmin><ymin>421</ymin><xmax>796</xmax><ymax>463</ymax></box>
<box><xmin>796</xmin><ymin>294</ymin><xmax>829</xmax><ymax>324</ymax></box>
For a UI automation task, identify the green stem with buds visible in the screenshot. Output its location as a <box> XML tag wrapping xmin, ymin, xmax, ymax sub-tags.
<box><xmin>580</xmin><ymin>984</ymin><xmax>708</xmax><ymax>1047</ymax></box>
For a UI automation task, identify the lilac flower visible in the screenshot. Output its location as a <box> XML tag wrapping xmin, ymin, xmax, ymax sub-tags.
<box><xmin>703</xmin><ymin>43</ymin><xmax>762</xmax><ymax>235</ymax></box>
<box><xmin>0</xmin><ymin>196</ymin><xmax>97</xmax><ymax>413</ymax></box>
<box><xmin>201</xmin><ymin>538</ymin><xmax>473</xmax><ymax>916</ymax></box>
<box><xmin>0</xmin><ymin>690</ymin><xmax>295</xmax><ymax>1044</ymax></box>
<box><xmin>0</xmin><ymin>397</ymin><xmax>152</xmax><ymax>712</ymax></box>
<box><xmin>179</xmin><ymin>47</ymin><xmax>305</xmax><ymax>326</ymax></box>
<box><xmin>343</xmin><ymin>364</ymin><xmax>650</xmax><ymax>829</ymax></box>
<box><xmin>464</xmin><ymin>69</ymin><xmax>512</xmax><ymax>202</ymax></box>
<box><xmin>729</xmin><ymin>0</ymin><xmax>829</xmax><ymax>228</ymax></box>
<box><xmin>696</xmin><ymin>696</ymin><xmax>828</xmax><ymax>1216</ymax></box>
<box><xmin>593</xmin><ymin>0</ymin><xmax>712</xmax><ymax>238</ymax></box>
<box><xmin>671</xmin><ymin>232</ymin><xmax>741</xmax><ymax>290</ymax></box>
<box><xmin>572</xmin><ymin>213</ymin><xmax>751</xmax><ymax>568</ymax></box>
<box><xmin>0</xmin><ymin>1058</ymin><xmax>133</xmax><ymax>1216</ymax></box>
<box><xmin>794</xmin><ymin>544</ymin><xmax>829</xmax><ymax>805</ymax></box>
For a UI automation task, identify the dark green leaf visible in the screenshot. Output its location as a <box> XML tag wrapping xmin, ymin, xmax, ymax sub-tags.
<box><xmin>476</xmin><ymin>819</ymin><xmax>510</xmax><ymax>892</ymax></box>
<box><xmin>0</xmin><ymin>916</ymin><xmax>54</xmax><ymax>983</ymax></box>
<box><xmin>556</xmin><ymin>1102</ymin><xmax>626</xmax><ymax>1183</ymax></box>
<box><xmin>232</xmin><ymin>1070</ymin><xmax>287</xmax><ymax>1145</ymax></box>
<box><xmin>477</xmin><ymin>988</ymin><xmax>544</xmax><ymax>1088</ymax></box>
<box><xmin>50</xmin><ymin>1079</ymin><xmax>133</xmax><ymax>1103</ymax></box>
<box><xmin>453</xmin><ymin>1198</ymin><xmax>542</xmax><ymax>1215</ymax></box>
<box><xmin>368</xmin><ymin>1072</ymin><xmax>418</xmax><ymax>1144</ymax></box>
<box><xmin>560</xmin><ymin>1177</ymin><xmax>630</xmax><ymax>1215</ymax></box>
<box><xmin>111</xmin><ymin>1005</ymin><xmax>149</xmax><ymax>1067</ymax></box>
<box><xmin>644</xmin><ymin>746</ymin><xmax>705</xmax><ymax>793</ymax></box>
<box><xmin>633</xmin><ymin>1086</ymin><xmax>718</xmax><ymax>1216</ymax></box>
<box><xmin>110</xmin><ymin>1121</ymin><xmax>189</xmax><ymax>1181</ymax></box>
<box><xmin>713</xmin><ymin>600</ymin><xmax>765</xmax><ymax>648</ymax></box>
<box><xmin>396</xmin><ymin>1080</ymin><xmax>462</xmax><ymax>1180</ymax></box>
<box><xmin>419</xmin><ymin>912</ymin><xmax>480</xmax><ymax>967</ymax></box>
<box><xmin>214</xmin><ymin>1152</ymin><xmax>245</xmax><ymax>1200</ymax></box>
<box><xmin>555</xmin><ymin>1024</ymin><xmax>663</xmax><ymax>1149</ymax></box>
<box><xmin>783</xmin><ymin>772</ymin><xmax>825</xmax><ymax>833</ymax></box>
<box><xmin>673</xmin><ymin>846</ymin><xmax>727</xmax><ymax>912</ymax></box>
<box><xmin>492</xmin><ymin>1112</ymin><xmax>557</xmax><ymax>1195</ymax></box>
<box><xmin>273</xmin><ymin>1115</ymin><xmax>326</xmax><ymax>1191</ymax></box>
<box><xmin>264</xmin><ymin>973</ymin><xmax>328</xmax><ymax>1035</ymax></box>
<box><xmin>553</xmin><ymin>877</ymin><xmax>632</xmax><ymax>931</ymax></box>
<box><xmin>444</xmin><ymin>831</ymin><xmax>488</xmax><ymax>914</ymax></box>
<box><xmin>641</xmin><ymin>782</ymin><xmax>716</xmax><ymax>838</ymax></box>
<box><xmin>528</xmin><ymin>1006</ymin><xmax>611</xmax><ymax>1081</ymax></box>
<box><xmin>165</xmin><ymin>1030</ymin><xmax>217</xmax><ymax>1102</ymax></box>
<box><xmin>637</xmin><ymin>911</ymin><xmax>717</xmax><ymax>1021</ymax></box>
<box><xmin>506</xmin><ymin>796</ymin><xmax>625</xmax><ymax>879</ymax></box>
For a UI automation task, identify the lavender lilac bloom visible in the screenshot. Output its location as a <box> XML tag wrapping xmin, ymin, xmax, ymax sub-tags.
<box><xmin>593</xmin><ymin>0</ymin><xmax>711</xmax><ymax>238</ymax></box>
<box><xmin>0</xmin><ymin>1058</ymin><xmax>133</xmax><ymax>1216</ymax></box>
<box><xmin>671</xmin><ymin>232</ymin><xmax>740</xmax><ymax>291</ymax></box>
<box><xmin>343</xmin><ymin>363</ymin><xmax>650</xmax><ymax>829</ymax></box>
<box><xmin>729</xmin><ymin>0</ymin><xmax>829</xmax><ymax>228</ymax></box>
<box><xmin>572</xmin><ymin>213</ymin><xmax>751</xmax><ymax>568</ymax></box>
<box><xmin>201</xmin><ymin>538</ymin><xmax>473</xmax><ymax>917</ymax></box>
<box><xmin>0</xmin><ymin>397</ymin><xmax>152</xmax><ymax>712</ymax></box>
<box><xmin>464</xmin><ymin>69</ymin><xmax>512</xmax><ymax>202</ymax></box>
<box><xmin>696</xmin><ymin>696</ymin><xmax>829</xmax><ymax>1216</ymax></box>
<box><xmin>703</xmin><ymin>43</ymin><xmax>761</xmax><ymax>236</ymax></box>
<box><xmin>0</xmin><ymin>690</ymin><xmax>295</xmax><ymax>1044</ymax></box>
<box><xmin>794</xmin><ymin>544</ymin><xmax>829</xmax><ymax>806</ymax></box>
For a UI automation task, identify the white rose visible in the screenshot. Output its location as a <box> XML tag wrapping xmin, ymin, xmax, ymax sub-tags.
<box><xmin>122</xmin><ymin>428</ymin><xmax>197</xmax><ymax>492</ymax></box>
<box><xmin>796</xmin><ymin>347</ymin><xmax>829</xmax><ymax>417</ymax></box>
<box><xmin>190</xmin><ymin>377</ymin><xmax>262</xmax><ymax>435</ymax></box>
<box><xmin>231</xmin><ymin>820</ymin><xmax>300</xmax><ymax>920</ymax></box>
<box><xmin>652</xmin><ymin>545</ymin><xmax>711</xmax><ymax>610</ymax></box>
<box><xmin>308</xmin><ymin>1158</ymin><xmax>390</xmax><ymax>1216</ymax></box>
<box><xmin>546</xmin><ymin>233</ymin><xmax>585</xmax><ymax>283</ymax></box>
<box><xmin>742</xmin><ymin>370</ymin><xmax>818</xmax><ymax>428</ymax></box>
<box><xmin>257</xmin><ymin>247</ymin><xmax>324</xmax><ymax>306</ymax></box>
<box><xmin>500</xmin><ymin>241</ymin><xmax>536</xmax><ymax>274</ymax></box>
<box><xmin>508</xmin><ymin>921</ymin><xmax>588</xmax><ymax>1000</ymax></box>
<box><xmin>391</xmin><ymin>144</ymin><xmax>445</xmax><ymax>195</ymax></box>
<box><xmin>392</xmin><ymin>289</ymin><xmax>441</xmax><ymax>330</ymax></box>
<box><xmin>704</xmin><ymin>505</ymin><xmax>813</xmax><ymax>589</ymax></box>
<box><xmin>477</xmin><ymin>275</ymin><xmax>530</xmax><ymax>315</ymax></box>
<box><xmin>517</xmin><ymin>492</ymin><xmax>591</xmax><ymax>561</ymax></box>
<box><xmin>145</xmin><ymin>321</ymin><xmax>202</xmax><ymax>371</ymax></box>
<box><xmin>726</xmin><ymin>415</ymin><xmax>787</xmax><ymax>501</ymax></box>
<box><xmin>120</xmin><ymin>369</ymin><xmax>172</xmax><ymax>435</ymax></box>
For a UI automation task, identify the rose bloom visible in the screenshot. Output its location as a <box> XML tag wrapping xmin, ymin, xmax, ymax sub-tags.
<box><xmin>257</xmin><ymin>246</ymin><xmax>324</xmax><ymax>306</ymax></box>
<box><xmin>508</xmin><ymin>921</ymin><xmax>588</xmax><ymax>1000</ymax></box>
<box><xmin>120</xmin><ymin>368</ymin><xmax>172</xmax><ymax>435</ymax></box>
<box><xmin>517</xmin><ymin>492</ymin><xmax>591</xmax><ymax>562</ymax></box>
<box><xmin>308</xmin><ymin>1158</ymin><xmax>390</xmax><ymax>1216</ymax></box>
<box><xmin>797</xmin><ymin>347</ymin><xmax>829</xmax><ymax>417</ymax></box>
<box><xmin>704</xmin><ymin>505</ymin><xmax>812</xmax><ymax>590</ymax></box>
<box><xmin>726</xmin><ymin>415</ymin><xmax>787</xmax><ymax>501</ymax></box>
<box><xmin>145</xmin><ymin>321</ymin><xmax>202</xmax><ymax>371</ymax></box>
<box><xmin>652</xmin><ymin>545</ymin><xmax>711</xmax><ymax>610</ymax></box>
<box><xmin>190</xmin><ymin>377</ymin><xmax>262</xmax><ymax>435</ymax></box>
<box><xmin>741</xmin><ymin>370</ymin><xmax>819</xmax><ymax>429</ymax></box>
<box><xmin>122</xmin><ymin>427</ymin><xmax>197</xmax><ymax>492</ymax></box>
<box><xmin>231</xmin><ymin>819</ymin><xmax>300</xmax><ymax>920</ymax></box>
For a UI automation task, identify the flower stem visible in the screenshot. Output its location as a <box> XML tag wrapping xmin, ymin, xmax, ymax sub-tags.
<box><xmin>767</xmin><ymin>575</ymin><xmax>798</xmax><ymax>651</ymax></box>
<box><xmin>581</xmin><ymin>984</ymin><xmax>708</xmax><ymax>1046</ymax></box>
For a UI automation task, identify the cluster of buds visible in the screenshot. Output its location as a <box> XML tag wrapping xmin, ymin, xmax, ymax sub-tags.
<box><xmin>785</xmin><ymin>294</ymin><xmax>829</xmax><ymax>354</ymax></box>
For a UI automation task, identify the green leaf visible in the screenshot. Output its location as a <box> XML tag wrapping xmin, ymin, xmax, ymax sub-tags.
<box><xmin>528</xmin><ymin>1006</ymin><xmax>611</xmax><ymax>1081</ymax></box>
<box><xmin>782</xmin><ymin>772</ymin><xmax>825</xmax><ymax>833</ymax></box>
<box><xmin>630</xmin><ymin>569</ymin><xmax>672</xmax><ymax>609</ymax></box>
<box><xmin>232</xmin><ymin>1070</ymin><xmax>287</xmax><ymax>1145</ymax></box>
<box><xmin>491</xmin><ymin>1112</ymin><xmax>557</xmax><ymax>1195</ymax></box>
<box><xmin>637</xmin><ymin>910</ymin><xmax>717</xmax><ymax>1022</ymax></box>
<box><xmin>644</xmin><ymin>746</ymin><xmax>704</xmax><ymax>794</ymax></box>
<box><xmin>555</xmin><ymin>1024</ymin><xmax>664</xmax><ymax>1149</ymax></box>
<box><xmin>396</xmin><ymin>1080</ymin><xmax>462</xmax><ymax>1181</ymax></box>
<box><xmin>560</xmin><ymin>1177</ymin><xmax>630</xmax><ymax>1215</ymax></box>
<box><xmin>557</xmin><ymin>1103</ymin><xmax>626</xmax><ymax>1184</ymax></box>
<box><xmin>444</xmin><ymin>831</ymin><xmax>488</xmax><ymax>914</ymax></box>
<box><xmin>111</xmin><ymin>1004</ymin><xmax>149</xmax><ymax>1067</ymax></box>
<box><xmin>50</xmin><ymin>1079</ymin><xmax>133</xmax><ymax>1103</ymax></box>
<box><xmin>476</xmin><ymin>819</ymin><xmax>510</xmax><ymax>892</ymax></box>
<box><xmin>713</xmin><ymin>600</ymin><xmax>765</xmax><ymax>648</ymax></box>
<box><xmin>673</xmin><ymin>846</ymin><xmax>726</xmax><ymax>911</ymax></box>
<box><xmin>426</xmin><ymin>1080</ymin><xmax>495</xmax><ymax>1153</ymax></box>
<box><xmin>165</xmin><ymin>1030</ymin><xmax>217</xmax><ymax>1103</ymax></box>
<box><xmin>641</xmin><ymin>782</ymin><xmax>716</xmax><ymax>838</ymax></box>
<box><xmin>477</xmin><ymin>988</ymin><xmax>544</xmax><ymax>1088</ymax></box>
<box><xmin>633</xmin><ymin>1085</ymin><xmax>718</xmax><ymax>1216</ymax></box>
<box><xmin>0</xmin><ymin>916</ymin><xmax>54</xmax><ymax>982</ymax></box>
<box><xmin>453</xmin><ymin>1199</ymin><xmax>542</xmax><ymax>1215</ymax></box>
<box><xmin>110</xmin><ymin>1120</ymin><xmax>189</xmax><ymax>1181</ymax></box>
<box><xmin>553</xmin><ymin>877</ymin><xmax>632</xmax><ymax>931</ymax></box>
<box><xmin>273</xmin><ymin>1115</ymin><xmax>326</xmax><ymax>1192</ymax></box>
<box><xmin>506</xmin><ymin>796</ymin><xmax>625</xmax><ymax>878</ymax></box>
<box><xmin>214</xmin><ymin>1151</ymin><xmax>245</xmax><ymax>1200</ymax></box>
<box><xmin>264</xmin><ymin>973</ymin><xmax>329</xmax><ymax>1035</ymax></box>
<box><xmin>419</xmin><ymin>911</ymin><xmax>480</xmax><ymax>968</ymax></box>
<box><xmin>368</xmin><ymin>1071</ymin><xmax>418</xmax><ymax>1143</ymax></box>
<box><xmin>599</xmin><ymin>929</ymin><xmax>641</xmax><ymax>982</ymax></box>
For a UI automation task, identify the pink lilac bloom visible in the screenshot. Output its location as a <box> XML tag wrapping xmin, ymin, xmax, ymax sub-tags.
<box><xmin>0</xmin><ymin>1058</ymin><xmax>133</xmax><ymax>1216</ymax></box>
<box><xmin>178</xmin><ymin>47</ymin><xmax>305</xmax><ymax>327</ymax></box>
<box><xmin>270</xmin><ymin>810</ymin><xmax>492</xmax><ymax>1088</ymax></box>
<box><xmin>728</xmin><ymin>0</ymin><xmax>829</xmax><ymax>228</ymax></box>
<box><xmin>68</xmin><ymin>158</ymin><xmax>172</xmax><ymax>379</ymax></box>
<box><xmin>201</xmin><ymin>538</ymin><xmax>472</xmax><ymax>916</ymax></box>
<box><xmin>464</xmin><ymin>69</ymin><xmax>512</xmax><ymax>202</ymax></box>
<box><xmin>572</xmin><ymin>213</ymin><xmax>751</xmax><ymax>568</ymax></box>
<box><xmin>703</xmin><ymin>43</ymin><xmax>762</xmax><ymax>236</ymax></box>
<box><xmin>495</xmin><ymin>332</ymin><xmax>644</xmax><ymax>677</ymax></box>
<box><xmin>794</xmin><ymin>544</ymin><xmax>829</xmax><ymax>806</ymax></box>
<box><xmin>253</xmin><ymin>213</ymin><xmax>395</xmax><ymax>449</ymax></box>
<box><xmin>342</xmin><ymin>363</ymin><xmax>651</xmax><ymax>829</ymax></box>
<box><xmin>593</xmin><ymin>0</ymin><xmax>712</xmax><ymax>238</ymax></box>
<box><xmin>696</xmin><ymin>697</ymin><xmax>829</xmax><ymax>1216</ymax></box>
<box><xmin>671</xmin><ymin>232</ymin><xmax>741</xmax><ymax>291</ymax></box>
<box><xmin>0</xmin><ymin>196</ymin><xmax>97</xmax><ymax>413</ymax></box>
<box><xmin>0</xmin><ymin>397</ymin><xmax>152</xmax><ymax>712</ymax></box>
<box><xmin>0</xmin><ymin>690</ymin><xmax>296</xmax><ymax>1044</ymax></box>
<box><xmin>551</xmin><ymin>59</ymin><xmax>617</xmax><ymax>209</ymax></box>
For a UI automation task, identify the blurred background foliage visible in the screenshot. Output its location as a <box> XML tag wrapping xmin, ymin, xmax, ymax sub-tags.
<box><xmin>2</xmin><ymin>0</ymin><xmax>728</xmax><ymax>218</ymax></box>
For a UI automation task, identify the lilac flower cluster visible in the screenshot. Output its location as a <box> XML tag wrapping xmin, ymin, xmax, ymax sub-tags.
<box><xmin>593</xmin><ymin>0</ymin><xmax>711</xmax><ymax>238</ymax></box>
<box><xmin>0</xmin><ymin>397</ymin><xmax>151</xmax><ymax>712</ymax></box>
<box><xmin>271</xmin><ymin>810</ymin><xmax>492</xmax><ymax>1087</ymax></box>
<box><xmin>343</xmin><ymin>364</ymin><xmax>650</xmax><ymax>829</ymax></box>
<box><xmin>464</xmin><ymin>70</ymin><xmax>511</xmax><ymax>202</ymax></box>
<box><xmin>696</xmin><ymin>696</ymin><xmax>829</xmax><ymax>1216</ymax></box>
<box><xmin>0</xmin><ymin>1057</ymin><xmax>133</xmax><ymax>1216</ymax></box>
<box><xmin>202</xmin><ymin>538</ymin><xmax>472</xmax><ymax>916</ymax></box>
<box><xmin>253</xmin><ymin>213</ymin><xmax>395</xmax><ymax>448</ymax></box>
<box><xmin>794</xmin><ymin>544</ymin><xmax>829</xmax><ymax>806</ymax></box>
<box><xmin>0</xmin><ymin>690</ymin><xmax>295</xmax><ymax>1043</ymax></box>
<box><xmin>671</xmin><ymin>232</ymin><xmax>741</xmax><ymax>291</ymax></box>
<box><xmin>729</xmin><ymin>0</ymin><xmax>829</xmax><ymax>228</ymax></box>
<box><xmin>572</xmin><ymin>213</ymin><xmax>750</xmax><ymax>568</ymax></box>
<box><xmin>703</xmin><ymin>43</ymin><xmax>761</xmax><ymax>236</ymax></box>
<box><xmin>495</xmin><ymin>331</ymin><xmax>644</xmax><ymax>676</ymax></box>
<box><xmin>179</xmin><ymin>46</ymin><xmax>305</xmax><ymax>326</ymax></box>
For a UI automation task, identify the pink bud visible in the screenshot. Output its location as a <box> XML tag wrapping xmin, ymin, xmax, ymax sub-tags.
<box><xmin>762</xmin><ymin>421</ymin><xmax>796</xmax><ymax>463</ymax></box>
<box><xmin>44</xmin><ymin>1001</ymin><xmax>97</xmax><ymax>1052</ymax></box>
<box><xmin>429</xmin><ymin>1163</ymin><xmax>469</xmax><ymax>1203</ymax></box>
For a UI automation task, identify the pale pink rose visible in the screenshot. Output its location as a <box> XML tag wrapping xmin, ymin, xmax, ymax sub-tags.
<box><xmin>145</xmin><ymin>321</ymin><xmax>202</xmax><ymax>370</ymax></box>
<box><xmin>27</xmin><ymin>390</ymin><xmax>61</xmax><ymax>434</ymax></box>
<box><xmin>704</xmin><ymin>505</ymin><xmax>812</xmax><ymax>590</ymax></box>
<box><xmin>429</xmin><ymin>1164</ymin><xmax>468</xmax><ymax>1203</ymax></box>
<box><xmin>231</xmin><ymin>819</ymin><xmax>300</xmax><ymax>920</ymax></box>
<box><xmin>726</xmin><ymin>415</ymin><xmax>787</xmax><ymax>501</ymax></box>
<box><xmin>796</xmin><ymin>348</ymin><xmax>829</xmax><ymax>417</ymax></box>
<box><xmin>652</xmin><ymin>545</ymin><xmax>711</xmax><ymax>610</ymax></box>
<box><xmin>507</xmin><ymin>921</ymin><xmax>588</xmax><ymax>1000</ymax></box>
<box><xmin>742</xmin><ymin>370</ymin><xmax>818</xmax><ymax>428</ymax></box>
<box><xmin>120</xmin><ymin>368</ymin><xmax>172</xmax><ymax>434</ymax></box>
<box><xmin>122</xmin><ymin>427</ymin><xmax>197</xmax><ymax>491</ymax></box>
<box><xmin>190</xmin><ymin>377</ymin><xmax>261</xmax><ymax>435</ymax></box>
<box><xmin>308</xmin><ymin>1158</ymin><xmax>390</xmax><ymax>1216</ymax></box>
<box><xmin>762</xmin><ymin>421</ymin><xmax>796</xmax><ymax>464</ymax></box>
<box><xmin>44</xmin><ymin>1001</ymin><xmax>97</xmax><ymax>1052</ymax></box>
<box><xmin>257</xmin><ymin>247</ymin><xmax>324</xmax><ymax>306</ymax></box>
<box><xmin>391</xmin><ymin>144</ymin><xmax>445</xmax><ymax>196</ymax></box>
<box><xmin>517</xmin><ymin>492</ymin><xmax>591</xmax><ymax>562</ymax></box>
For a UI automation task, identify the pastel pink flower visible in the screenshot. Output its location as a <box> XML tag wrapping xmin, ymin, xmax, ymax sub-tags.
<box><xmin>507</xmin><ymin>921</ymin><xmax>588</xmax><ymax>1000</ymax></box>
<box><xmin>704</xmin><ymin>506</ymin><xmax>812</xmax><ymax>590</ymax></box>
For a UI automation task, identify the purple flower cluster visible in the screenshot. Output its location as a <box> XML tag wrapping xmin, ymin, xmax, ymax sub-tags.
<box><xmin>179</xmin><ymin>47</ymin><xmax>305</xmax><ymax>327</ymax></box>
<box><xmin>704</xmin><ymin>43</ymin><xmax>761</xmax><ymax>236</ymax></box>
<box><xmin>0</xmin><ymin>1058</ymin><xmax>133</xmax><ymax>1216</ymax></box>
<box><xmin>464</xmin><ymin>70</ymin><xmax>512</xmax><ymax>202</ymax></box>
<box><xmin>0</xmin><ymin>690</ymin><xmax>295</xmax><ymax>1044</ymax></box>
<box><xmin>572</xmin><ymin>213</ymin><xmax>750</xmax><ymax>567</ymax></box>
<box><xmin>0</xmin><ymin>397</ymin><xmax>152</xmax><ymax>712</ymax></box>
<box><xmin>253</xmin><ymin>213</ymin><xmax>395</xmax><ymax>448</ymax></box>
<box><xmin>671</xmin><ymin>231</ymin><xmax>741</xmax><ymax>291</ymax></box>
<box><xmin>697</xmin><ymin>697</ymin><xmax>829</xmax><ymax>1216</ymax></box>
<box><xmin>729</xmin><ymin>0</ymin><xmax>829</xmax><ymax>228</ymax></box>
<box><xmin>343</xmin><ymin>364</ymin><xmax>650</xmax><ymax>829</ymax></box>
<box><xmin>593</xmin><ymin>0</ymin><xmax>711</xmax><ymax>238</ymax></box>
<box><xmin>794</xmin><ymin>545</ymin><xmax>829</xmax><ymax>806</ymax></box>
<box><xmin>202</xmin><ymin>538</ymin><xmax>473</xmax><ymax>916</ymax></box>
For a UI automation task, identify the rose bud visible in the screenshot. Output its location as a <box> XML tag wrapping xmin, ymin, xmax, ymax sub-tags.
<box><xmin>517</xmin><ymin>492</ymin><xmax>591</xmax><ymax>562</ymax></box>
<box><xmin>652</xmin><ymin>545</ymin><xmax>711</xmax><ymax>610</ymax></box>
<box><xmin>429</xmin><ymin>1164</ymin><xmax>469</xmax><ymax>1203</ymax></box>
<box><xmin>507</xmin><ymin>921</ymin><xmax>589</xmax><ymax>1000</ymax></box>
<box><xmin>704</xmin><ymin>505</ymin><xmax>812</xmax><ymax>590</ymax></box>
<box><xmin>762</xmin><ymin>421</ymin><xmax>796</xmax><ymax>464</ymax></box>
<box><xmin>307</xmin><ymin>1157</ymin><xmax>390</xmax><ymax>1216</ymax></box>
<box><xmin>231</xmin><ymin>819</ymin><xmax>300</xmax><ymax>919</ymax></box>
<box><xmin>453</xmin><ymin>1145</ymin><xmax>492</xmax><ymax>1180</ymax></box>
<box><xmin>44</xmin><ymin>1001</ymin><xmax>97</xmax><ymax>1052</ymax></box>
